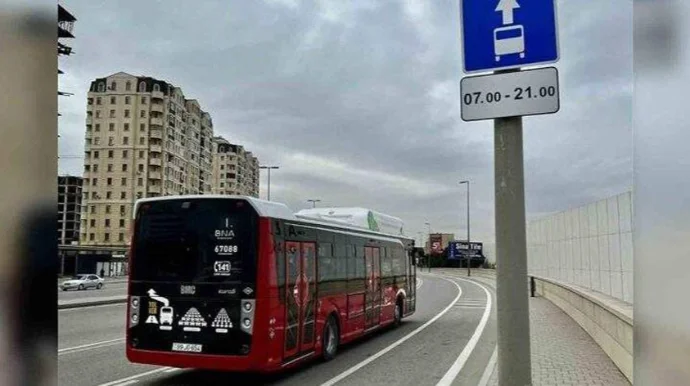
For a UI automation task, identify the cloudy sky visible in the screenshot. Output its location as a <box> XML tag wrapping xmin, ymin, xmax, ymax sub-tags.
<box><xmin>58</xmin><ymin>0</ymin><xmax>632</xmax><ymax>244</ymax></box>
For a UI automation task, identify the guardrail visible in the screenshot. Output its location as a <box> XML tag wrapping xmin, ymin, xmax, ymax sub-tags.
<box><xmin>530</xmin><ymin>275</ymin><xmax>633</xmax><ymax>384</ymax></box>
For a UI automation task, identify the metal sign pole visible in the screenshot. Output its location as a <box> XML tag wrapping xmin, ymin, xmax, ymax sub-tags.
<box><xmin>494</xmin><ymin>68</ymin><xmax>532</xmax><ymax>386</ymax></box>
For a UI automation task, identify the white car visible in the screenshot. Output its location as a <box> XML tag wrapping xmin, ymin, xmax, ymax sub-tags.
<box><xmin>61</xmin><ymin>274</ymin><xmax>105</xmax><ymax>291</ymax></box>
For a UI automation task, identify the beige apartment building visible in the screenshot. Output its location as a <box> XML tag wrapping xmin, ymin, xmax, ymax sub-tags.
<box><xmin>80</xmin><ymin>72</ymin><xmax>214</xmax><ymax>246</ymax></box>
<box><xmin>211</xmin><ymin>136</ymin><xmax>260</xmax><ymax>197</ymax></box>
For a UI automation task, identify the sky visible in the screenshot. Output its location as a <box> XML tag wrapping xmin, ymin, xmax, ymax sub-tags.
<box><xmin>57</xmin><ymin>0</ymin><xmax>632</xmax><ymax>245</ymax></box>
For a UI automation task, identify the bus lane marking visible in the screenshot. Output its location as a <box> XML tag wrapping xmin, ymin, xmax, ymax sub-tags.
<box><xmin>320</xmin><ymin>275</ymin><xmax>463</xmax><ymax>386</ymax></box>
<box><xmin>96</xmin><ymin>367</ymin><xmax>172</xmax><ymax>386</ymax></box>
<box><xmin>434</xmin><ymin>276</ymin><xmax>493</xmax><ymax>386</ymax></box>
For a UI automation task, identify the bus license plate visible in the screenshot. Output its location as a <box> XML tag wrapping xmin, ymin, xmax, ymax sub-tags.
<box><xmin>172</xmin><ymin>342</ymin><xmax>202</xmax><ymax>353</ymax></box>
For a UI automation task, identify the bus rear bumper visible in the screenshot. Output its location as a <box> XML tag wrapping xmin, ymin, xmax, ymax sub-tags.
<box><xmin>126</xmin><ymin>347</ymin><xmax>282</xmax><ymax>373</ymax></box>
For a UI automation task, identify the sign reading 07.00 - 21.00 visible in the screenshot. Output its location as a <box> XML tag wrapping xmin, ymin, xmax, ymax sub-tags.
<box><xmin>460</xmin><ymin>0</ymin><xmax>560</xmax><ymax>74</ymax></box>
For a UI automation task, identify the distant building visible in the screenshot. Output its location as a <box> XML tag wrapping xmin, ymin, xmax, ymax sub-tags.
<box><xmin>58</xmin><ymin>175</ymin><xmax>83</xmax><ymax>246</ymax></box>
<box><xmin>80</xmin><ymin>72</ymin><xmax>214</xmax><ymax>247</ymax></box>
<box><xmin>211</xmin><ymin>136</ymin><xmax>260</xmax><ymax>197</ymax></box>
<box><xmin>58</xmin><ymin>3</ymin><xmax>77</xmax><ymax>106</ymax></box>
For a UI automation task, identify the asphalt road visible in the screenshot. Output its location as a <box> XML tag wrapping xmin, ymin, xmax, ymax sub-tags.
<box><xmin>58</xmin><ymin>282</ymin><xmax>127</xmax><ymax>301</ymax></box>
<box><xmin>58</xmin><ymin>273</ymin><xmax>497</xmax><ymax>386</ymax></box>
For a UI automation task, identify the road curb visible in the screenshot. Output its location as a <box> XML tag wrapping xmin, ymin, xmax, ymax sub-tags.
<box><xmin>58</xmin><ymin>297</ymin><xmax>127</xmax><ymax>310</ymax></box>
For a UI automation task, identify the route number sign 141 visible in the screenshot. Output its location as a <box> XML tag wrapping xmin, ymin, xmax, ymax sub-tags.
<box><xmin>460</xmin><ymin>67</ymin><xmax>560</xmax><ymax>122</ymax></box>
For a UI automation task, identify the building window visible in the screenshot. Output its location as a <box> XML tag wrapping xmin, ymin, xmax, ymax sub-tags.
<box><xmin>107</xmin><ymin>137</ymin><xmax>113</xmax><ymax>146</ymax></box>
<box><xmin>123</xmin><ymin>150</ymin><xmax>128</xmax><ymax>158</ymax></box>
<box><xmin>98</xmin><ymin>83</ymin><xmax>105</xmax><ymax>92</ymax></box>
<box><xmin>141</xmin><ymin>97</ymin><xmax>147</xmax><ymax>104</ymax></box>
<box><xmin>140</xmin><ymin>123</ymin><xmax>146</xmax><ymax>132</ymax></box>
<box><xmin>125</xmin><ymin>81</ymin><xmax>132</xmax><ymax>91</ymax></box>
<box><xmin>124</xmin><ymin>123</ymin><xmax>130</xmax><ymax>131</ymax></box>
<box><xmin>90</xmin><ymin>219</ymin><xmax>95</xmax><ymax>227</ymax></box>
<box><xmin>119</xmin><ymin>233</ymin><xmax>125</xmax><ymax>242</ymax></box>
<box><xmin>90</xmin><ymin>205</ymin><xmax>95</xmax><ymax>214</ymax></box>
<box><xmin>106</xmin><ymin>191</ymin><xmax>112</xmax><ymax>199</ymax></box>
<box><xmin>106</xmin><ymin>205</ymin><xmax>111</xmax><ymax>214</ymax></box>
<box><xmin>110</xmin><ymin>96</ymin><xmax>116</xmax><ymax>104</ymax></box>
<box><xmin>122</xmin><ymin>164</ymin><xmax>128</xmax><ymax>172</ymax></box>
<box><xmin>95</xmin><ymin>110</ymin><xmax>100</xmax><ymax>118</ymax></box>
<box><xmin>109</xmin><ymin>123</ymin><xmax>115</xmax><ymax>131</ymax></box>
<box><xmin>91</xmin><ymin>191</ymin><xmax>97</xmax><ymax>199</ymax></box>
<box><xmin>120</xmin><ymin>191</ymin><xmax>126</xmax><ymax>199</ymax></box>
<box><xmin>105</xmin><ymin>219</ymin><xmax>110</xmax><ymax>228</ymax></box>
<box><xmin>107</xmin><ymin>164</ymin><xmax>113</xmax><ymax>172</ymax></box>
<box><xmin>137</xmin><ymin>178</ymin><xmax>143</xmax><ymax>186</ymax></box>
<box><xmin>138</xmin><ymin>164</ymin><xmax>144</xmax><ymax>172</ymax></box>
<box><xmin>94</xmin><ymin>137</ymin><xmax>101</xmax><ymax>145</ymax></box>
<box><xmin>92</xmin><ymin>178</ymin><xmax>98</xmax><ymax>186</ymax></box>
<box><xmin>140</xmin><ymin>110</ymin><xmax>146</xmax><ymax>118</ymax></box>
<box><xmin>123</xmin><ymin>137</ymin><xmax>129</xmax><ymax>145</ymax></box>
<box><xmin>109</xmin><ymin>110</ymin><xmax>115</xmax><ymax>118</ymax></box>
<box><xmin>119</xmin><ymin>219</ymin><xmax>125</xmax><ymax>228</ymax></box>
<box><xmin>97</xmin><ymin>97</ymin><xmax>102</xmax><ymax>105</ymax></box>
<box><xmin>124</xmin><ymin>110</ymin><xmax>130</xmax><ymax>118</ymax></box>
<box><xmin>139</xmin><ymin>82</ymin><xmax>146</xmax><ymax>92</ymax></box>
<box><xmin>94</xmin><ymin>151</ymin><xmax>99</xmax><ymax>159</ymax></box>
<box><xmin>89</xmin><ymin>233</ymin><xmax>95</xmax><ymax>241</ymax></box>
<box><xmin>108</xmin><ymin>150</ymin><xmax>113</xmax><ymax>158</ymax></box>
<box><xmin>104</xmin><ymin>233</ymin><xmax>110</xmax><ymax>242</ymax></box>
<box><xmin>107</xmin><ymin>178</ymin><xmax>112</xmax><ymax>186</ymax></box>
<box><xmin>110</xmin><ymin>81</ymin><xmax>117</xmax><ymax>91</ymax></box>
<box><xmin>125</xmin><ymin>96</ymin><xmax>131</xmax><ymax>104</ymax></box>
<box><xmin>139</xmin><ymin>137</ymin><xmax>145</xmax><ymax>145</ymax></box>
<box><xmin>120</xmin><ymin>205</ymin><xmax>126</xmax><ymax>214</ymax></box>
<box><xmin>139</xmin><ymin>150</ymin><xmax>144</xmax><ymax>158</ymax></box>
<box><xmin>121</xmin><ymin>178</ymin><xmax>127</xmax><ymax>186</ymax></box>
<box><xmin>220</xmin><ymin>183</ymin><xmax>224</xmax><ymax>188</ymax></box>
<box><xmin>153</xmin><ymin>84</ymin><xmax>160</xmax><ymax>92</ymax></box>
<box><xmin>220</xmin><ymin>165</ymin><xmax>224</xmax><ymax>170</ymax></box>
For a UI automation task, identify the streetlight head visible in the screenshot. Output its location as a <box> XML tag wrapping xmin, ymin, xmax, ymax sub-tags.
<box><xmin>459</xmin><ymin>180</ymin><xmax>469</xmax><ymax>184</ymax></box>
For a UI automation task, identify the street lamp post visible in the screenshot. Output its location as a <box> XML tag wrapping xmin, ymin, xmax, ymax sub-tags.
<box><xmin>307</xmin><ymin>199</ymin><xmax>321</xmax><ymax>208</ymax></box>
<box><xmin>260</xmin><ymin>165</ymin><xmax>279</xmax><ymax>201</ymax></box>
<box><xmin>425</xmin><ymin>222</ymin><xmax>431</xmax><ymax>273</ymax></box>
<box><xmin>460</xmin><ymin>180</ymin><xmax>471</xmax><ymax>277</ymax></box>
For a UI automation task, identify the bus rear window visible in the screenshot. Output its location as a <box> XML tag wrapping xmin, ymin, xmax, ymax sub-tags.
<box><xmin>131</xmin><ymin>199</ymin><xmax>258</xmax><ymax>283</ymax></box>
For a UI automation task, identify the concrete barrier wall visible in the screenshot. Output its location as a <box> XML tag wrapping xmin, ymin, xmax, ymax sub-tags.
<box><xmin>527</xmin><ymin>191</ymin><xmax>633</xmax><ymax>303</ymax></box>
<box><xmin>533</xmin><ymin>275</ymin><xmax>633</xmax><ymax>384</ymax></box>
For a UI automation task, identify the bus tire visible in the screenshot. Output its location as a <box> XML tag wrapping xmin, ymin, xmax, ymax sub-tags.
<box><xmin>322</xmin><ymin>314</ymin><xmax>339</xmax><ymax>361</ymax></box>
<box><xmin>394</xmin><ymin>297</ymin><xmax>403</xmax><ymax>327</ymax></box>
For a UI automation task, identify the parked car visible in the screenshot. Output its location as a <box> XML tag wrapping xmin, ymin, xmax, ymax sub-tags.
<box><xmin>61</xmin><ymin>274</ymin><xmax>105</xmax><ymax>291</ymax></box>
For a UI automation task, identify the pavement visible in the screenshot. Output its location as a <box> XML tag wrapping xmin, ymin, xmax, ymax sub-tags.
<box><xmin>58</xmin><ymin>273</ymin><xmax>498</xmax><ymax>386</ymax></box>
<box><xmin>435</xmin><ymin>268</ymin><xmax>630</xmax><ymax>386</ymax></box>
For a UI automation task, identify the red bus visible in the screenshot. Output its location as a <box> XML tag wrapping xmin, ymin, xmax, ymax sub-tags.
<box><xmin>126</xmin><ymin>195</ymin><xmax>417</xmax><ymax>372</ymax></box>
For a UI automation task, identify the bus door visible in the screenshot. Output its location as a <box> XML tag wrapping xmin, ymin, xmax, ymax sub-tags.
<box><xmin>284</xmin><ymin>241</ymin><xmax>317</xmax><ymax>359</ymax></box>
<box><xmin>364</xmin><ymin>247</ymin><xmax>381</xmax><ymax>329</ymax></box>
<box><xmin>407</xmin><ymin>248</ymin><xmax>416</xmax><ymax>313</ymax></box>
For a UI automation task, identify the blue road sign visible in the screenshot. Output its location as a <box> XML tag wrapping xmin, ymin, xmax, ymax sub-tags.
<box><xmin>460</xmin><ymin>0</ymin><xmax>559</xmax><ymax>74</ymax></box>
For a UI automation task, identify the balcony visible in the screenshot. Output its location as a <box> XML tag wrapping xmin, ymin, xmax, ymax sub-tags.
<box><xmin>150</xmin><ymin>129</ymin><xmax>163</xmax><ymax>139</ymax></box>
<box><xmin>150</xmin><ymin>145</ymin><xmax>163</xmax><ymax>153</ymax></box>
<box><xmin>151</xmin><ymin>103</ymin><xmax>164</xmax><ymax>113</ymax></box>
<box><xmin>149</xmin><ymin>172</ymin><xmax>162</xmax><ymax>180</ymax></box>
<box><xmin>150</xmin><ymin>117</ymin><xmax>164</xmax><ymax>127</ymax></box>
<box><xmin>149</xmin><ymin>158</ymin><xmax>162</xmax><ymax>166</ymax></box>
<box><xmin>151</xmin><ymin>91</ymin><xmax>164</xmax><ymax>101</ymax></box>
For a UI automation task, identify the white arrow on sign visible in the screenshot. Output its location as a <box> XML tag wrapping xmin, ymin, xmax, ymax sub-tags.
<box><xmin>495</xmin><ymin>0</ymin><xmax>520</xmax><ymax>25</ymax></box>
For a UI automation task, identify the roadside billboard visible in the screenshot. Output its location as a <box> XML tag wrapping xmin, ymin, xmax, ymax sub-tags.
<box><xmin>429</xmin><ymin>234</ymin><xmax>444</xmax><ymax>254</ymax></box>
<box><xmin>448</xmin><ymin>241</ymin><xmax>483</xmax><ymax>260</ymax></box>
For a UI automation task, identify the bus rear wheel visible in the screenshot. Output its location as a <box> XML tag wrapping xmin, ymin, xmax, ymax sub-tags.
<box><xmin>322</xmin><ymin>315</ymin><xmax>339</xmax><ymax>361</ymax></box>
<box><xmin>394</xmin><ymin>298</ymin><xmax>403</xmax><ymax>327</ymax></box>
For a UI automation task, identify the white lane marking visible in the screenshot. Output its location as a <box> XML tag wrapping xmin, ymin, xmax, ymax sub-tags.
<box><xmin>320</xmin><ymin>276</ymin><xmax>462</xmax><ymax>386</ymax></box>
<box><xmin>58</xmin><ymin>303</ymin><xmax>126</xmax><ymax>312</ymax></box>
<box><xmin>163</xmin><ymin>368</ymin><xmax>182</xmax><ymax>373</ymax></box>
<box><xmin>435</xmin><ymin>277</ymin><xmax>493</xmax><ymax>386</ymax></box>
<box><xmin>112</xmin><ymin>380</ymin><xmax>138</xmax><ymax>386</ymax></box>
<box><xmin>58</xmin><ymin>338</ymin><xmax>125</xmax><ymax>354</ymax></box>
<box><xmin>477</xmin><ymin>345</ymin><xmax>498</xmax><ymax>386</ymax></box>
<box><xmin>96</xmin><ymin>367</ymin><xmax>171</xmax><ymax>386</ymax></box>
<box><xmin>416</xmin><ymin>278</ymin><xmax>423</xmax><ymax>289</ymax></box>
